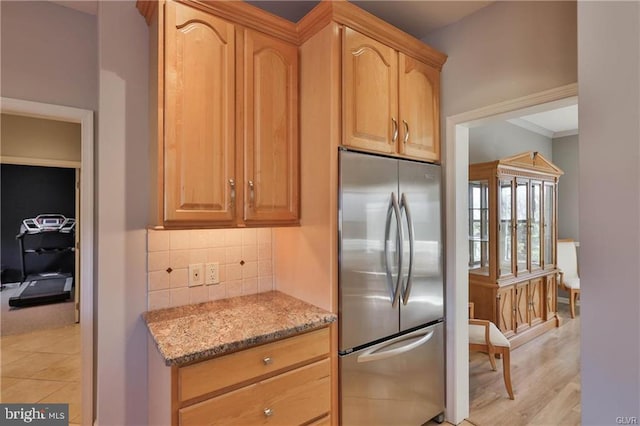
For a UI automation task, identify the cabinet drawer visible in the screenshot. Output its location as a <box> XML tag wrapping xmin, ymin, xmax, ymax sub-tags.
<box><xmin>179</xmin><ymin>358</ymin><xmax>330</xmax><ymax>426</ymax></box>
<box><xmin>305</xmin><ymin>415</ymin><xmax>331</xmax><ymax>426</ymax></box>
<box><xmin>178</xmin><ymin>327</ymin><xmax>330</xmax><ymax>402</ymax></box>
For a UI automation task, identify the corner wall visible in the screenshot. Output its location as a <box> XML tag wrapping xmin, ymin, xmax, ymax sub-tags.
<box><xmin>578</xmin><ymin>2</ymin><xmax>640</xmax><ymax>423</ymax></box>
<box><xmin>97</xmin><ymin>1</ymin><xmax>149</xmax><ymax>424</ymax></box>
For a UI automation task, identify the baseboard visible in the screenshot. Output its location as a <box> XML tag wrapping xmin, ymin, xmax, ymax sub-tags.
<box><xmin>558</xmin><ymin>296</ymin><xmax>580</xmax><ymax>306</ymax></box>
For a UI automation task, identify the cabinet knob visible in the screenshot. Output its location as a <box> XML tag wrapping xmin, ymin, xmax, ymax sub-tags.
<box><xmin>262</xmin><ymin>357</ymin><xmax>272</xmax><ymax>365</ymax></box>
<box><xmin>264</xmin><ymin>408</ymin><xmax>273</xmax><ymax>417</ymax></box>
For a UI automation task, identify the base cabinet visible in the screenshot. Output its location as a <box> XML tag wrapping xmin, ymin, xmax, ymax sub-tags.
<box><xmin>179</xmin><ymin>360</ymin><xmax>330</xmax><ymax>426</ymax></box>
<box><xmin>149</xmin><ymin>327</ymin><xmax>332</xmax><ymax>426</ymax></box>
<box><xmin>474</xmin><ymin>273</ymin><xmax>558</xmax><ymax>349</ymax></box>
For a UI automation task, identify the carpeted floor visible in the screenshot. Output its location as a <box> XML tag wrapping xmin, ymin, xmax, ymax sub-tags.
<box><xmin>0</xmin><ymin>284</ymin><xmax>76</xmax><ymax>336</ymax></box>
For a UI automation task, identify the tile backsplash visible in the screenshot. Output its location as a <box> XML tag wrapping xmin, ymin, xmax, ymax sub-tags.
<box><xmin>147</xmin><ymin>228</ymin><xmax>274</xmax><ymax>310</ymax></box>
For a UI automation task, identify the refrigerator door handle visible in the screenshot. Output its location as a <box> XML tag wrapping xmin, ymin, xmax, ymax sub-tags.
<box><xmin>391</xmin><ymin>193</ymin><xmax>404</xmax><ymax>307</ymax></box>
<box><xmin>356</xmin><ymin>330</ymin><xmax>435</xmax><ymax>363</ymax></box>
<box><xmin>384</xmin><ymin>192</ymin><xmax>404</xmax><ymax>307</ymax></box>
<box><xmin>383</xmin><ymin>195</ymin><xmax>396</xmax><ymax>303</ymax></box>
<box><xmin>400</xmin><ymin>193</ymin><xmax>415</xmax><ymax>305</ymax></box>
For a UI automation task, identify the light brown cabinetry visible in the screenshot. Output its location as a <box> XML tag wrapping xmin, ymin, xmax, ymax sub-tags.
<box><xmin>164</xmin><ymin>2</ymin><xmax>236</xmax><ymax>224</ymax></box>
<box><xmin>242</xmin><ymin>28</ymin><xmax>299</xmax><ymax>224</ymax></box>
<box><xmin>142</xmin><ymin>0</ymin><xmax>299</xmax><ymax>228</ymax></box>
<box><xmin>468</xmin><ymin>152</ymin><xmax>563</xmax><ymax>348</ymax></box>
<box><xmin>173</xmin><ymin>327</ymin><xmax>331</xmax><ymax>426</ymax></box>
<box><xmin>343</xmin><ymin>28</ymin><xmax>441</xmax><ymax>162</ymax></box>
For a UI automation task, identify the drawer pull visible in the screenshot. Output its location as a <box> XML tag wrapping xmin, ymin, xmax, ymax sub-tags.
<box><xmin>264</xmin><ymin>408</ymin><xmax>273</xmax><ymax>417</ymax></box>
<box><xmin>263</xmin><ymin>357</ymin><xmax>273</xmax><ymax>365</ymax></box>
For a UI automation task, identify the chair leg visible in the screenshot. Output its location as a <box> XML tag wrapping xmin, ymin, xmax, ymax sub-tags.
<box><xmin>488</xmin><ymin>350</ymin><xmax>497</xmax><ymax>371</ymax></box>
<box><xmin>501</xmin><ymin>348</ymin><xmax>515</xmax><ymax>400</ymax></box>
<box><xmin>569</xmin><ymin>289</ymin><xmax>576</xmax><ymax>319</ymax></box>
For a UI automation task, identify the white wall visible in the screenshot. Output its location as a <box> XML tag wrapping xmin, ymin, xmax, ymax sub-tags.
<box><xmin>578</xmin><ymin>2</ymin><xmax>640</xmax><ymax>424</ymax></box>
<box><xmin>0</xmin><ymin>1</ymin><xmax>98</xmax><ymax>111</ymax></box>
<box><xmin>97</xmin><ymin>1</ymin><xmax>149</xmax><ymax>425</ymax></box>
<box><xmin>469</xmin><ymin>121</ymin><xmax>553</xmax><ymax>164</ymax></box>
<box><xmin>425</xmin><ymin>1</ymin><xmax>577</xmax><ymax>119</ymax></box>
<box><xmin>552</xmin><ymin>134</ymin><xmax>579</xmax><ymax>241</ymax></box>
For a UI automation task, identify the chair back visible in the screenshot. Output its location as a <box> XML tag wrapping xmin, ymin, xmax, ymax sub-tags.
<box><xmin>557</xmin><ymin>240</ymin><xmax>579</xmax><ymax>279</ymax></box>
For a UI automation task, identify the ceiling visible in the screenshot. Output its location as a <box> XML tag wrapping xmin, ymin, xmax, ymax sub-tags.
<box><xmin>48</xmin><ymin>1</ymin><xmax>493</xmax><ymax>39</ymax></box>
<box><xmin>509</xmin><ymin>105</ymin><xmax>579</xmax><ymax>139</ymax></box>
<box><xmin>49</xmin><ymin>0</ymin><xmax>97</xmax><ymax>15</ymax></box>
<box><xmin>247</xmin><ymin>1</ymin><xmax>493</xmax><ymax>39</ymax></box>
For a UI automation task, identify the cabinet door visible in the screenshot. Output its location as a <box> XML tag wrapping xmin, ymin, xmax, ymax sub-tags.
<box><xmin>515</xmin><ymin>282</ymin><xmax>530</xmax><ymax>333</ymax></box>
<box><xmin>398</xmin><ymin>53</ymin><xmax>440</xmax><ymax>162</ymax></box>
<box><xmin>164</xmin><ymin>2</ymin><xmax>236</xmax><ymax>224</ymax></box>
<box><xmin>543</xmin><ymin>182</ymin><xmax>556</xmax><ymax>269</ymax></box>
<box><xmin>498</xmin><ymin>179</ymin><xmax>514</xmax><ymax>278</ymax></box>
<box><xmin>515</xmin><ymin>179</ymin><xmax>529</xmax><ymax>275</ymax></box>
<box><xmin>530</xmin><ymin>181</ymin><xmax>543</xmax><ymax>271</ymax></box>
<box><xmin>529</xmin><ymin>278</ymin><xmax>544</xmax><ymax>326</ymax></box>
<box><xmin>343</xmin><ymin>28</ymin><xmax>398</xmax><ymax>154</ymax></box>
<box><xmin>496</xmin><ymin>287</ymin><xmax>515</xmax><ymax>337</ymax></box>
<box><xmin>242</xmin><ymin>29</ymin><xmax>299</xmax><ymax>224</ymax></box>
<box><xmin>545</xmin><ymin>274</ymin><xmax>558</xmax><ymax>320</ymax></box>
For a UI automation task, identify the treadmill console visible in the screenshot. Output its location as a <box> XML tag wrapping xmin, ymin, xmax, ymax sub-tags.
<box><xmin>19</xmin><ymin>214</ymin><xmax>76</xmax><ymax>236</ymax></box>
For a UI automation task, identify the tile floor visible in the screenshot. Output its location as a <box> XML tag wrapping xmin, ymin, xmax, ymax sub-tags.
<box><xmin>0</xmin><ymin>324</ymin><xmax>81</xmax><ymax>425</ymax></box>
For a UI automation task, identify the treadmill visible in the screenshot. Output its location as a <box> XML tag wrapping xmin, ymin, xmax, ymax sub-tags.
<box><xmin>10</xmin><ymin>214</ymin><xmax>75</xmax><ymax>308</ymax></box>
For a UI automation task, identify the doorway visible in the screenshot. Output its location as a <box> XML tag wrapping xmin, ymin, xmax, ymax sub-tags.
<box><xmin>443</xmin><ymin>83</ymin><xmax>579</xmax><ymax>424</ymax></box>
<box><xmin>0</xmin><ymin>97</ymin><xmax>93</xmax><ymax>426</ymax></box>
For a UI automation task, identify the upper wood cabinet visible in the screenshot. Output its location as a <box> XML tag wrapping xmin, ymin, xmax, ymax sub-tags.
<box><xmin>141</xmin><ymin>0</ymin><xmax>299</xmax><ymax>228</ymax></box>
<box><xmin>242</xmin><ymin>29</ymin><xmax>299</xmax><ymax>224</ymax></box>
<box><xmin>164</xmin><ymin>2</ymin><xmax>236</xmax><ymax>224</ymax></box>
<box><xmin>398</xmin><ymin>54</ymin><xmax>440</xmax><ymax>162</ymax></box>
<box><xmin>343</xmin><ymin>28</ymin><xmax>441</xmax><ymax>163</ymax></box>
<box><xmin>343</xmin><ymin>28</ymin><xmax>398</xmax><ymax>155</ymax></box>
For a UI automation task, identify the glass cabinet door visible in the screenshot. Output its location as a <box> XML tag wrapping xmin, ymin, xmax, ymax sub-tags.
<box><xmin>543</xmin><ymin>182</ymin><xmax>555</xmax><ymax>267</ymax></box>
<box><xmin>515</xmin><ymin>179</ymin><xmax>529</xmax><ymax>275</ymax></box>
<box><xmin>468</xmin><ymin>180</ymin><xmax>489</xmax><ymax>275</ymax></box>
<box><xmin>498</xmin><ymin>179</ymin><xmax>513</xmax><ymax>277</ymax></box>
<box><xmin>530</xmin><ymin>181</ymin><xmax>542</xmax><ymax>270</ymax></box>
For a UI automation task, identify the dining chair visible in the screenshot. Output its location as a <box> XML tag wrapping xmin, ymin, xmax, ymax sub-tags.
<box><xmin>557</xmin><ymin>239</ymin><xmax>580</xmax><ymax>318</ymax></box>
<box><xmin>469</xmin><ymin>302</ymin><xmax>514</xmax><ymax>400</ymax></box>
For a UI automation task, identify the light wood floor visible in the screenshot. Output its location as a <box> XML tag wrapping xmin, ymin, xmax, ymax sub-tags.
<box><xmin>0</xmin><ymin>324</ymin><xmax>81</xmax><ymax>425</ymax></box>
<box><xmin>468</xmin><ymin>303</ymin><xmax>580</xmax><ymax>426</ymax></box>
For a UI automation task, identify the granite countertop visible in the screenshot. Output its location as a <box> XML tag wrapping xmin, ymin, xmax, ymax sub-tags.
<box><xmin>143</xmin><ymin>291</ymin><xmax>337</xmax><ymax>366</ymax></box>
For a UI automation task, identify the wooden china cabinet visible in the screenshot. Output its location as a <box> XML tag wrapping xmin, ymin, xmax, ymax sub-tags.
<box><xmin>468</xmin><ymin>152</ymin><xmax>563</xmax><ymax>349</ymax></box>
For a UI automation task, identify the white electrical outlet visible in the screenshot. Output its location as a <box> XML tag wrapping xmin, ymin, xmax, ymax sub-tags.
<box><xmin>188</xmin><ymin>264</ymin><xmax>204</xmax><ymax>287</ymax></box>
<box><xmin>206</xmin><ymin>262</ymin><xmax>220</xmax><ymax>285</ymax></box>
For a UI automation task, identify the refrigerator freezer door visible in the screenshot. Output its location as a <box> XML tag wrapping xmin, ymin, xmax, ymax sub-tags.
<box><xmin>339</xmin><ymin>151</ymin><xmax>401</xmax><ymax>351</ymax></box>
<box><xmin>399</xmin><ymin>161</ymin><xmax>444</xmax><ymax>331</ymax></box>
<box><xmin>339</xmin><ymin>322</ymin><xmax>445</xmax><ymax>425</ymax></box>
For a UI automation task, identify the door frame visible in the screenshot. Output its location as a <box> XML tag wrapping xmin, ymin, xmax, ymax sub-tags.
<box><xmin>1</xmin><ymin>97</ymin><xmax>94</xmax><ymax>425</ymax></box>
<box><xmin>444</xmin><ymin>83</ymin><xmax>578</xmax><ymax>423</ymax></box>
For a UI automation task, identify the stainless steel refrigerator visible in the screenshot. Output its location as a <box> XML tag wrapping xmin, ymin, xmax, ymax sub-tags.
<box><xmin>339</xmin><ymin>149</ymin><xmax>445</xmax><ymax>425</ymax></box>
